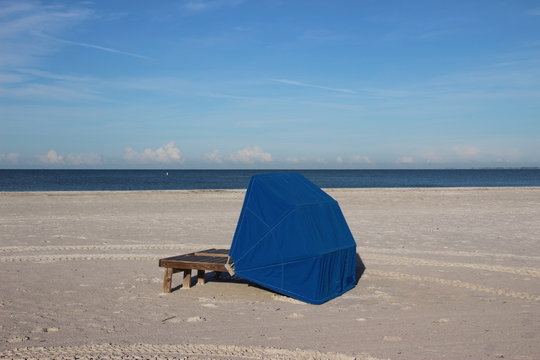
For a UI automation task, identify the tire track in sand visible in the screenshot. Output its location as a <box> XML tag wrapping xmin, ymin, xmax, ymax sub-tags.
<box><xmin>364</xmin><ymin>253</ymin><xmax>540</xmax><ymax>278</ymax></box>
<box><xmin>0</xmin><ymin>244</ymin><xmax>228</xmax><ymax>253</ymax></box>
<box><xmin>368</xmin><ymin>269</ymin><xmax>540</xmax><ymax>302</ymax></box>
<box><xmin>0</xmin><ymin>253</ymin><xmax>163</xmax><ymax>263</ymax></box>
<box><xmin>3</xmin><ymin>249</ymin><xmax>538</xmax><ymax>280</ymax></box>
<box><xmin>2</xmin><ymin>249</ymin><xmax>538</xmax><ymax>302</ymax></box>
<box><xmin>0</xmin><ymin>343</ymin><xmax>384</xmax><ymax>360</ymax></box>
<box><xmin>363</xmin><ymin>247</ymin><xmax>540</xmax><ymax>262</ymax></box>
<box><xmin>4</xmin><ymin>244</ymin><xmax>539</xmax><ymax>263</ymax></box>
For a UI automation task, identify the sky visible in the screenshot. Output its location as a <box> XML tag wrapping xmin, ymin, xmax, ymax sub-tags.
<box><xmin>1</xmin><ymin>0</ymin><xmax>539</xmax><ymax>169</ymax></box>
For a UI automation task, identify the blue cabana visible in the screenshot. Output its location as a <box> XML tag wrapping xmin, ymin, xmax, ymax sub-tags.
<box><xmin>227</xmin><ymin>172</ymin><xmax>358</xmax><ymax>304</ymax></box>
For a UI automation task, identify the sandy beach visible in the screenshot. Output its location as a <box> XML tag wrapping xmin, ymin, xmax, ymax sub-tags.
<box><xmin>1</xmin><ymin>188</ymin><xmax>539</xmax><ymax>360</ymax></box>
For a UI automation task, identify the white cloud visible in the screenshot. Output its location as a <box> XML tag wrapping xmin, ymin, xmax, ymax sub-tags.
<box><xmin>36</xmin><ymin>150</ymin><xmax>103</xmax><ymax>166</ymax></box>
<box><xmin>397</xmin><ymin>156</ymin><xmax>414</xmax><ymax>164</ymax></box>
<box><xmin>350</xmin><ymin>155</ymin><xmax>371</xmax><ymax>164</ymax></box>
<box><xmin>37</xmin><ymin>150</ymin><xmax>64</xmax><ymax>164</ymax></box>
<box><xmin>0</xmin><ymin>152</ymin><xmax>20</xmax><ymax>163</ymax></box>
<box><xmin>124</xmin><ymin>142</ymin><xmax>183</xmax><ymax>164</ymax></box>
<box><xmin>272</xmin><ymin>79</ymin><xmax>356</xmax><ymax>94</ymax></box>
<box><xmin>66</xmin><ymin>153</ymin><xmax>103</xmax><ymax>166</ymax></box>
<box><xmin>336</xmin><ymin>156</ymin><xmax>344</xmax><ymax>164</ymax></box>
<box><xmin>229</xmin><ymin>146</ymin><xmax>272</xmax><ymax>164</ymax></box>
<box><xmin>204</xmin><ymin>149</ymin><xmax>223</xmax><ymax>163</ymax></box>
<box><xmin>453</xmin><ymin>145</ymin><xmax>479</xmax><ymax>158</ymax></box>
<box><xmin>420</xmin><ymin>150</ymin><xmax>445</xmax><ymax>163</ymax></box>
<box><xmin>285</xmin><ymin>157</ymin><xmax>301</xmax><ymax>164</ymax></box>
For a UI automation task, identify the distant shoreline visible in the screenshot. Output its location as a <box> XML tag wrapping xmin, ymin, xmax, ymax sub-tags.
<box><xmin>1</xmin><ymin>169</ymin><xmax>540</xmax><ymax>192</ymax></box>
<box><xmin>1</xmin><ymin>167</ymin><xmax>539</xmax><ymax>170</ymax></box>
<box><xmin>2</xmin><ymin>186</ymin><xmax>540</xmax><ymax>196</ymax></box>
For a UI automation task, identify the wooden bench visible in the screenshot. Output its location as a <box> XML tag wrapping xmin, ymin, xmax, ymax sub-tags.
<box><xmin>158</xmin><ymin>248</ymin><xmax>229</xmax><ymax>293</ymax></box>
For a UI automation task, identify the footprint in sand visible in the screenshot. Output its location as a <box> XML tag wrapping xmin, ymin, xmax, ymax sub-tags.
<box><xmin>271</xmin><ymin>294</ymin><xmax>306</xmax><ymax>304</ymax></box>
<box><xmin>33</xmin><ymin>327</ymin><xmax>59</xmax><ymax>333</ymax></box>
<box><xmin>186</xmin><ymin>316</ymin><xmax>206</xmax><ymax>323</ymax></box>
<box><xmin>201</xmin><ymin>303</ymin><xmax>218</xmax><ymax>308</ymax></box>
<box><xmin>434</xmin><ymin>318</ymin><xmax>450</xmax><ymax>324</ymax></box>
<box><xmin>285</xmin><ymin>313</ymin><xmax>305</xmax><ymax>319</ymax></box>
<box><xmin>7</xmin><ymin>336</ymin><xmax>30</xmax><ymax>343</ymax></box>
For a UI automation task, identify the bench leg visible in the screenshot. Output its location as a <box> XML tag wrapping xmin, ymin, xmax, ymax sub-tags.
<box><xmin>182</xmin><ymin>270</ymin><xmax>192</xmax><ymax>289</ymax></box>
<box><xmin>163</xmin><ymin>268</ymin><xmax>173</xmax><ymax>293</ymax></box>
<box><xmin>197</xmin><ymin>270</ymin><xmax>206</xmax><ymax>285</ymax></box>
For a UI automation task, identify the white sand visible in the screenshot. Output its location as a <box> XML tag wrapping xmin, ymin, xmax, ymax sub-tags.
<box><xmin>1</xmin><ymin>188</ymin><xmax>539</xmax><ymax>359</ymax></box>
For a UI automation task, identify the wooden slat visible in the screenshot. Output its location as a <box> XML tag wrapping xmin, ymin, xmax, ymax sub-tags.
<box><xmin>194</xmin><ymin>252</ymin><xmax>228</xmax><ymax>258</ymax></box>
<box><xmin>160</xmin><ymin>260</ymin><xmax>226</xmax><ymax>272</ymax></box>
<box><xmin>160</xmin><ymin>254</ymin><xmax>228</xmax><ymax>263</ymax></box>
<box><xmin>194</xmin><ymin>248</ymin><xmax>229</xmax><ymax>257</ymax></box>
<box><xmin>182</xmin><ymin>270</ymin><xmax>192</xmax><ymax>289</ymax></box>
<box><xmin>197</xmin><ymin>270</ymin><xmax>206</xmax><ymax>285</ymax></box>
<box><xmin>163</xmin><ymin>267</ymin><xmax>173</xmax><ymax>293</ymax></box>
<box><xmin>158</xmin><ymin>248</ymin><xmax>230</xmax><ymax>293</ymax></box>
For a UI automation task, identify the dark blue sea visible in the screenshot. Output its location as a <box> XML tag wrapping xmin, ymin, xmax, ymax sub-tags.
<box><xmin>1</xmin><ymin>169</ymin><xmax>539</xmax><ymax>192</ymax></box>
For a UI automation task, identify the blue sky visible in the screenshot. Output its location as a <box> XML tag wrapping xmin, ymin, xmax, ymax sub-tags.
<box><xmin>1</xmin><ymin>0</ymin><xmax>539</xmax><ymax>169</ymax></box>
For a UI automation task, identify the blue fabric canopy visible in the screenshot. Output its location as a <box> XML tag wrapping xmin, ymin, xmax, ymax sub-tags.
<box><xmin>228</xmin><ymin>172</ymin><xmax>357</xmax><ymax>304</ymax></box>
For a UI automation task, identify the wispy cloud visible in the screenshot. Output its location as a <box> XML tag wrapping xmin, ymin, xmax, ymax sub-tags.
<box><xmin>38</xmin><ymin>33</ymin><xmax>152</xmax><ymax>60</ymax></box>
<box><xmin>418</xmin><ymin>29</ymin><xmax>453</xmax><ymax>40</ymax></box>
<box><xmin>0</xmin><ymin>72</ymin><xmax>25</xmax><ymax>83</ymax></box>
<box><xmin>0</xmin><ymin>2</ymin><xmax>36</xmax><ymax>17</ymax></box>
<box><xmin>527</xmin><ymin>8</ymin><xmax>540</xmax><ymax>16</ymax></box>
<box><xmin>0</xmin><ymin>1</ymin><xmax>93</xmax><ymax>68</ymax></box>
<box><xmin>299</xmin><ymin>29</ymin><xmax>348</xmax><ymax>43</ymax></box>
<box><xmin>0</xmin><ymin>82</ymin><xmax>103</xmax><ymax>101</ymax></box>
<box><xmin>2</xmin><ymin>68</ymin><xmax>256</xmax><ymax>103</ymax></box>
<box><xmin>181</xmin><ymin>0</ymin><xmax>245</xmax><ymax>15</ymax></box>
<box><xmin>272</xmin><ymin>78</ymin><xmax>356</xmax><ymax>94</ymax></box>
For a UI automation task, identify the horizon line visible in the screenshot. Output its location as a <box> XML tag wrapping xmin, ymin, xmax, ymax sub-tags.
<box><xmin>1</xmin><ymin>167</ymin><xmax>539</xmax><ymax>171</ymax></box>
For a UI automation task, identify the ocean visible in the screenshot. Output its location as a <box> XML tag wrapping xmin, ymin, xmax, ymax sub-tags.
<box><xmin>1</xmin><ymin>169</ymin><xmax>540</xmax><ymax>192</ymax></box>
